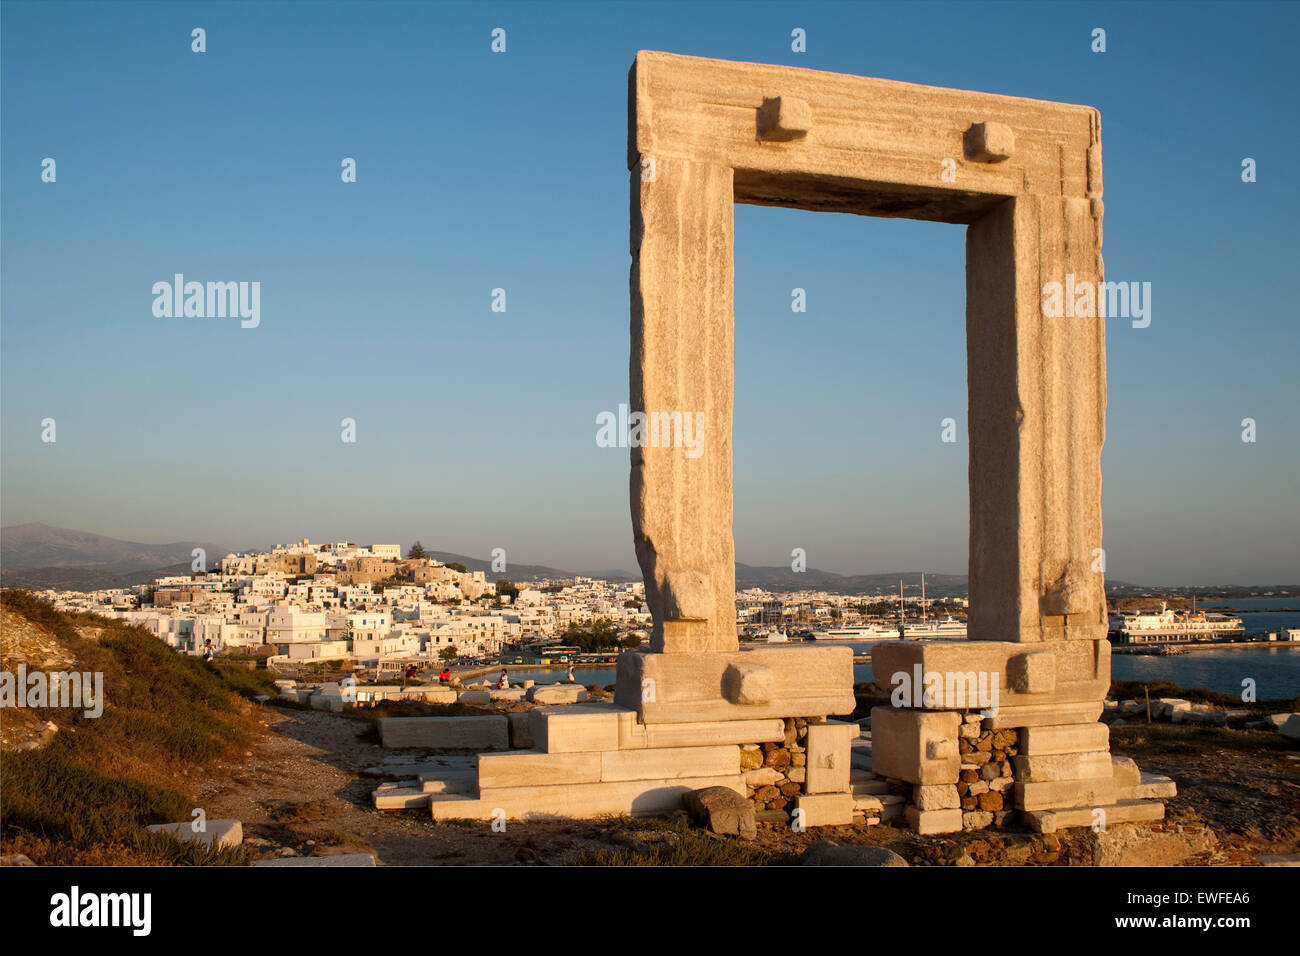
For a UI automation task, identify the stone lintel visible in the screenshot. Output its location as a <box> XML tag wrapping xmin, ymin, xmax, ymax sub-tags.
<box><xmin>614</xmin><ymin>646</ymin><xmax>854</xmax><ymax>723</ymax></box>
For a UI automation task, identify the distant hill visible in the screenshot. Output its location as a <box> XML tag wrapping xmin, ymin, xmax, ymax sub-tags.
<box><xmin>0</xmin><ymin>562</ymin><xmax>201</xmax><ymax>592</ymax></box>
<box><xmin>5</xmin><ymin>524</ymin><xmax>1290</xmax><ymax>599</ymax></box>
<box><xmin>1</xmin><ymin>522</ymin><xmax>225</xmax><ymax>574</ymax></box>
<box><xmin>735</xmin><ymin>564</ymin><xmax>967</xmax><ymax>596</ymax></box>
<box><xmin>426</xmin><ymin>551</ymin><xmax>637</xmax><ymax>583</ymax></box>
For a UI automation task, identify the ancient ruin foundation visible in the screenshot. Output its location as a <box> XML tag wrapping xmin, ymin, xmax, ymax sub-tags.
<box><xmin>396</xmin><ymin>52</ymin><xmax>1172</xmax><ymax>834</ymax></box>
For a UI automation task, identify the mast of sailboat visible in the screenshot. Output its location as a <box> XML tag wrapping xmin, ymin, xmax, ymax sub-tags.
<box><xmin>922</xmin><ymin>573</ymin><xmax>926</xmax><ymax>626</ymax></box>
<box><xmin>898</xmin><ymin>578</ymin><xmax>905</xmax><ymax>638</ymax></box>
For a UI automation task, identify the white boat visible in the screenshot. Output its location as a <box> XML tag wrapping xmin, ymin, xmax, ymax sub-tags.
<box><xmin>762</xmin><ymin>628</ymin><xmax>789</xmax><ymax>643</ymax></box>
<box><xmin>1109</xmin><ymin>601</ymin><xmax>1244</xmax><ymax>644</ymax></box>
<box><xmin>897</xmin><ymin>616</ymin><xmax>968</xmax><ymax>639</ymax></box>
<box><xmin>813</xmin><ymin>574</ymin><xmax>968</xmax><ymax>640</ymax></box>
<box><xmin>809</xmin><ymin>624</ymin><xmax>897</xmax><ymax>641</ymax></box>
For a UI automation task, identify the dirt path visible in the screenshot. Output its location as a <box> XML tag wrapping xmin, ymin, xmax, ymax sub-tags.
<box><xmin>195</xmin><ymin>705</ymin><xmax>618</xmax><ymax>865</ymax></box>
<box><xmin>197</xmin><ymin>703</ymin><xmax>1300</xmax><ymax>866</ymax></box>
<box><xmin>1110</xmin><ymin>726</ymin><xmax>1300</xmax><ymax>863</ymax></box>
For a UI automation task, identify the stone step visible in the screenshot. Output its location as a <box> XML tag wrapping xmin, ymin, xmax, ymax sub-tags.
<box><xmin>473</xmin><ymin>744</ymin><xmax>743</xmax><ymax>789</ymax></box>
<box><xmin>1016</xmin><ymin>777</ymin><xmax>1117</xmax><ymax>812</ymax></box>
<box><xmin>622</xmin><ymin>716</ymin><xmax>786</xmax><ymax>750</ymax></box>
<box><xmin>378</xmin><ymin>715</ymin><xmax>509</xmax><ymax>750</ymax></box>
<box><xmin>430</xmin><ymin>774</ymin><xmax>747</xmax><ymax>821</ymax></box>
<box><xmin>529</xmin><ymin>703</ymin><xmax>629</xmax><ymax>753</ymax></box>
<box><xmin>372</xmin><ymin>782</ymin><xmax>431</xmax><ymax>810</ymax></box>
<box><xmin>1117</xmin><ymin>772</ymin><xmax>1177</xmax><ymax>802</ymax></box>
<box><xmin>417</xmin><ymin>770</ymin><xmax>477</xmax><ymax>795</ymax></box>
<box><xmin>852</xmin><ymin>793</ymin><xmax>883</xmax><ymax>813</ymax></box>
<box><xmin>361</xmin><ymin>757</ymin><xmax>475</xmax><ymax>779</ymax></box>
<box><xmin>477</xmin><ymin>751</ymin><xmax>601</xmax><ymax>789</ymax></box>
<box><xmin>793</xmin><ymin>792</ymin><xmax>854</xmax><ymax>827</ymax></box>
<box><xmin>1022</xmin><ymin>798</ymin><xmax>1165</xmax><ymax>834</ymax></box>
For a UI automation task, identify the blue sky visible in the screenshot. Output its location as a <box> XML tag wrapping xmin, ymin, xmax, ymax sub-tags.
<box><xmin>2</xmin><ymin>1</ymin><xmax>1296</xmax><ymax>585</ymax></box>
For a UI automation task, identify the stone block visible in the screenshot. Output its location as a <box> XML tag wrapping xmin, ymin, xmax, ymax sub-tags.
<box><xmin>372</xmin><ymin>783</ymin><xmax>430</xmax><ymax>809</ymax></box>
<box><xmin>1012</xmin><ymin>751</ymin><xmax>1114</xmax><ymax>782</ymax></box>
<box><xmin>1008</xmin><ymin>651</ymin><xmax>1055</xmax><ymax>694</ymax></box>
<box><xmin>528</xmin><ymin>703</ymin><xmax>622</xmax><ymax>753</ymax></box>
<box><xmin>526</xmin><ymin>683</ymin><xmax>588</xmax><ymax>705</ymax></box>
<box><xmin>457</xmin><ymin>689</ymin><xmax>492</xmax><ymax>704</ymax></box>
<box><xmin>962</xmin><ymin>810</ymin><xmax>994</xmax><ymax>830</ymax></box>
<box><xmin>614</xmin><ymin>646</ymin><xmax>854</xmax><ymax>723</ymax></box>
<box><xmin>618</xmin><ymin>715</ymin><xmax>785</xmax><ymax>750</ymax></box>
<box><xmin>745</xmin><ymin>766</ymin><xmax>782</xmax><ymax>787</ymax></box>
<box><xmin>1110</xmin><ymin>755</ymin><xmax>1141</xmax><ymax>788</ymax></box>
<box><xmin>869</xmin><ymin>707</ymin><xmax>960</xmax><ymax>784</ymax></box>
<box><xmin>793</xmin><ymin>793</ymin><xmax>854</xmax><ymax>827</ymax></box>
<box><xmin>508</xmin><ymin>711</ymin><xmax>533</xmax><ymax>749</ymax></box>
<box><xmin>685</xmin><ymin>786</ymin><xmax>757</xmax><ymax>839</ymax></box>
<box><xmin>982</xmin><ymin>701</ymin><xmax>1103</xmax><ymax>730</ymax></box>
<box><xmin>872</xmin><ymin>640</ymin><xmax>1107</xmax><ymax>713</ymax></box>
<box><xmin>1023</xmin><ymin>799</ymin><xmax>1164</xmax><ymax>834</ymax></box>
<box><xmin>1020</xmin><ymin>722</ymin><xmax>1109</xmax><ymax>755</ymax></box>
<box><xmin>1016</xmin><ymin>777</ymin><xmax>1117</xmax><ymax>812</ymax></box>
<box><xmin>757</xmin><ymin>95</ymin><xmax>813</xmax><ymax>141</ymax></box>
<box><xmin>379</xmin><ymin>716</ymin><xmax>509</xmax><ymax>750</ymax></box>
<box><xmin>722</xmin><ymin>661</ymin><xmax>773</xmax><ymax>704</ymax></box>
<box><xmin>477</xmin><ymin>751</ymin><xmax>602</xmax><ymax>789</ymax></box>
<box><xmin>601</xmin><ymin>745</ymin><xmax>740</xmax><ymax>782</ymax></box>
<box><xmin>417</xmin><ymin>771</ymin><xmax>476</xmax><ymax>795</ymax></box>
<box><xmin>403</xmin><ymin>686</ymin><xmax>458</xmax><ymax>704</ymax></box>
<box><xmin>964</xmin><ymin>121</ymin><xmax>1015</xmax><ymax>162</ymax></box>
<box><xmin>489</xmin><ymin>688</ymin><xmax>526</xmax><ymax>702</ymax></box>
<box><xmin>852</xmin><ymin>793</ymin><xmax>883</xmax><ymax>813</ymax></box>
<box><xmin>435</xmin><ymin>774</ymin><xmax>747</xmax><ymax>821</ymax></box>
<box><xmin>146</xmin><ymin>819</ymin><xmax>242</xmax><ymax>850</ymax></box>
<box><xmin>904</xmin><ymin>806</ymin><xmax>962</xmax><ymax>834</ymax></box>
<box><xmin>1117</xmin><ymin>772</ymin><xmax>1177</xmax><ymax>801</ymax></box>
<box><xmin>1155</xmin><ymin>698</ymin><xmax>1191</xmax><ymax>720</ymax></box>
<box><xmin>805</xmin><ymin>721</ymin><xmax>854</xmax><ymax>794</ymax></box>
<box><xmin>913</xmin><ymin>784</ymin><xmax>960</xmax><ymax>810</ymax></box>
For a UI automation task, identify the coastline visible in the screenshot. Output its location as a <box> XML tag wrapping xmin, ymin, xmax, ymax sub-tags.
<box><xmin>1112</xmin><ymin>640</ymin><xmax>1300</xmax><ymax>654</ymax></box>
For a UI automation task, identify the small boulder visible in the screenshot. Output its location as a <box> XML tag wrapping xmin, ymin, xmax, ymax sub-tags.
<box><xmin>1280</xmin><ymin>714</ymin><xmax>1300</xmax><ymax>742</ymax></box>
<box><xmin>801</xmin><ymin>841</ymin><xmax>908</xmax><ymax>867</ymax></box>
<box><xmin>146</xmin><ymin>818</ymin><xmax>243</xmax><ymax>850</ymax></box>
<box><xmin>684</xmin><ymin>786</ymin><xmax>756</xmax><ymax>840</ymax></box>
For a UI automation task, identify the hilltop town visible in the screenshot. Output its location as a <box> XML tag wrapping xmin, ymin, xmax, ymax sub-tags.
<box><xmin>29</xmin><ymin>540</ymin><xmax>652</xmax><ymax>667</ymax></box>
<box><xmin>22</xmin><ymin>538</ymin><xmax>979</xmax><ymax>671</ymax></box>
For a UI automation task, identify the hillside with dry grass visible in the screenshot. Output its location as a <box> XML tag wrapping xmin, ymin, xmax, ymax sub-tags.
<box><xmin>0</xmin><ymin>591</ymin><xmax>277</xmax><ymax>864</ymax></box>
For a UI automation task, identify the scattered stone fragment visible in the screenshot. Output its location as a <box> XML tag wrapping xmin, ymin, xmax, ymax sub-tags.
<box><xmin>801</xmin><ymin>841</ymin><xmax>908</xmax><ymax>867</ymax></box>
<box><xmin>684</xmin><ymin>786</ymin><xmax>757</xmax><ymax>840</ymax></box>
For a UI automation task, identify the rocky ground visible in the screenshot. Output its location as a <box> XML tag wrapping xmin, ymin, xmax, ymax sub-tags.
<box><xmin>195</xmin><ymin>702</ymin><xmax>1300</xmax><ymax>866</ymax></box>
<box><xmin>0</xmin><ymin>606</ymin><xmax>77</xmax><ymax>750</ymax></box>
